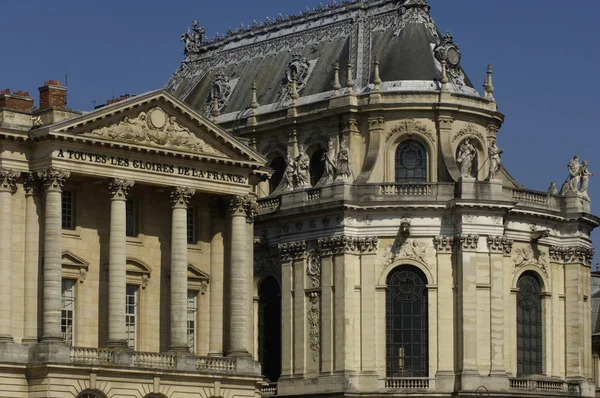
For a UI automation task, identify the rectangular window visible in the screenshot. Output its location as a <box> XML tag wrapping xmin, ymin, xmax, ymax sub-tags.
<box><xmin>126</xmin><ymin>285</ymin><xmax>138</xmax><ymax>350</ymax></box>
<box><xmin>187</xmin><ymin>290</ymin><xmax>198</xmax><ymax>353</ymax></box>
<box><xmin>186</xmin><ymin>207</ymin><xmax>196</xmax><ymax>244</ymax></box>
<box><xmin>61</xmin><ymin>279</ymin><xmax>76</xmax><ymax>346</ymax></box>
<box><xmin>126</xmin><ymin>198</ymin><xmax>137</xmax><ymax>237</ymax></box>
<box><xmin>61</xmin><ymin>190</ymin><xmax>74</xmax><ymax>230</ymax></box>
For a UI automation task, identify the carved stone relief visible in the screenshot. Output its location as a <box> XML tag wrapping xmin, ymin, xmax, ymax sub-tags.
<box><xmin>386</xmin><ymin>118</ymin><xmax>435</xmax><ymax>143</ymax></box>
<box><xmin>452</xmin><ymin>123</ymin><xmax>484</xmax><ymax>144</ymax></box>
<box><xmin>487</xmin><ymin>236</ymin><xmax>513</xmax><ymax>255</ymax></box>
<box><xmin>307</xmin><ymin>292</ymin><xmax>321</xmax><ymax>363</ymax></box>
<box><xmin>512</xmin><ymin>247</ymin><xmax>549</xmax><ymax>276</ymax></box>
<box><xmin>306</xmin><ymin>250</ymin><xmax>321</xmax><ymax>288</ymax></box>
<box><xmin>550</xmin><ymin>245</ymin><xmax>595</xmax><ymax>266</ymax></box>
<box><xmin>456</xmin><ymin>234</ymin><xmax>479</xmax><ymax>250</ymax></box>
<box><xmin>254</xmin><ymin>244</ymin><xmax>281</xmax><ymax>278</ymax></box>
<box><xmin>87</xmin><ymin>109</ymin><xmax>224</xmax><ymax>156</ymax></box>
<box><xmin>318</xmin><ymin>236</ymin><xmax>379</xmax><ymax>255</ymax></box>
<box><xmin>433</xmin><ymin>236</ymin><xmax>454</xmax><ymax>254</ymax></box>
<box><xmin>383</xmin><ymin>239</ymin><xmax>427</xmax><ymax>267</ymax></box>
<box><xmin>277</xmin><ymin>241</ymin><xmax>307</xmax><ymax>261</ymax></box>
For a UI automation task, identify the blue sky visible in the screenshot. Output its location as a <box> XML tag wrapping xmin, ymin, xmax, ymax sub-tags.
<box><xmin>2</xmin><ymin>0</ymin><xmax>600</xmax><ymax>263</ymax></box>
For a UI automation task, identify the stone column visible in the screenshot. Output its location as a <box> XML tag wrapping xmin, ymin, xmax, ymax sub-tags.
<box><xmin>227</xmin><ymin>196</ymin><xmax>250</xmax><ymax>356</ymax></box>
<box><xmin>433</xmin><ymin>236</ymin><xmax>455</xmax><ymax>389</ymax></box>
<box><xmin>39</xmin><ymin>168</ymin><xmax>70</xmax><ymax>342</ymax></box>
<box><xmin>107</xmin><ymin>179</ymin><xmax>134</xmax><ymax>348</ymax></box>
<box><xmin>0</xmin><ymin>169</ymin><xmax>17</xmax><ymax>342</ymax></box>
<box><xmin>359</xmin><ymin>240</ymin><xmax>379</xmax><ymax>374</ymax></box>
<box><xmin>208</xmin><ymin>198</ymin><xmax>225</xmax><ymax>357</ymax></box>
<box><xmin>245</xmin><ymin>198</ymin><xmax>258</xmax><ymax>357</ymax></box>
<box><xmin>456</xmin><ymin>234</ymin><xmax>480</xmax><ymax>389</ymax></box>
<box><xmin>487</xmin><ymin>236</ymin><xmax>512</xmax><ymax>375</ymax></box>
<box><xmin>169</xmin><ymin>187</ymin><xmax>195</xmax><ymax>352</ymax></box>
<box><xmin>22</xmin><ymin>173</ymin><xmax>41</xmax><ymax>344</ymax></box>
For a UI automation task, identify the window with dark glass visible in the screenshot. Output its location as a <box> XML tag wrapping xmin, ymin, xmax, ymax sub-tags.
<box><xmin>126</xmin><ymin>198</ymin><xmax>137</xmax><ymax>237</ymax></box>
<box><xmin>395</xmin><ymin>140</ymin><xmax>427</xmax><ymax>183</ymax></box>
<box><xmin>258</xmin><ymin>276</ymin><xmax>281</xmax><ymax>382</ymax></box>
<box><xmin>517</xmin><ymin>272</ymin><xmax>543</xmax><ymax>375</ymax></box>
<box><xmin>61</xmin><ymin>279</ymin><xmax>76</xmax><ymax>346</ymax></box>
<box><xmin>268</xmin><ymin>157</ymin><xmax>286</xmax><ymax>194</ymax></box>
<box><xmin>125</xmin><ymin>284</ymin><xmax>138</xmax><ymax>349</ymax></box>
<box><xmin>186</xmin><ymin>207</ymin><xmax>196</xmax><ymax>244</ymax></box>
<box><xmin>61</xmin><ymin>190</ymin><xmax>75</xmax><ymax>229</ymax></box>
<box><xmin>386</xmin><ymin>266</ymin><xmax>428</xmax><ymax>377</ymax></box>
<box><xmin>309</xmin><ymin>148</ymin><xmax>325</xmax><ymax>186</ymax></box>
<box><xmin>187</xmin><ymin>290</ymin><xmax>198</xmax><ymax>353</ymax></box>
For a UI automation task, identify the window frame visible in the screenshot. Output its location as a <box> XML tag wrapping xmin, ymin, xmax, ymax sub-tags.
<box><xmin>125</xmin><ymin>284</ymin><xmax>139</xmax><ymax>350</ymax></box>
<box><xmin>186</xmin><ymin>206</ymin><xmax>197</xmax><ymax>245</ymax></box>
<box><xmin>187</xmin><ymin>290</ymin><xmax>198</xmax><ymax>353</ymax></box>
<box><xmin>394</xmin><ymin>139</ymin><xmax>428</xmax><ymax>184</ymax></box>
<box><xmin>61</xmin><ymin>189</ymin><xmax>75</xmax><ymax>230</ymax></box>
<box><xmin>125</xmin><ymin>198</ymin><xmax>138</xmax><ymax>238</ymax></box>
<box><xmin>61</xmin><ymin>278</ymin><xmax>76</xmax><ymax>346</ymax></box>
<box><xmin>516</xmin><ymin>272</ymin><xmax>544</xmax><ymax>376</ymax></box>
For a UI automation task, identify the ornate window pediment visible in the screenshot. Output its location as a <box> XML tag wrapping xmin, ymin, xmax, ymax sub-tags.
<box><xmin>62</xmin><ymin>250</ymin><xmax>90</xmax><ymax>283</ymax></box>
<box><xmin>126</xmin><ymin>258</ymin><xmax>152</xmax><ymax>289</ymax></box>
<box><xmin>188</xmin><ymin>264</ymin><xmax>209</xmax><ymax>294</ymax></box>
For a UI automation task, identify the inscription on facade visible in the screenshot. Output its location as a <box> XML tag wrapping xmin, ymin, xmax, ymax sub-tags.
<box><xmin>55</xmin><ymin>148</ymin><xmax>247</xmax><ymax>184</ymax></box>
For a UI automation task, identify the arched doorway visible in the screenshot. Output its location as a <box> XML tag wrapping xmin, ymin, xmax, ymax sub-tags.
<box><xmin>269</xmin><ymin>157</ymin><xmax>286</xmax><ymax>194</ymax></box>
<box><xmin>258</xmin><ymin>276</ymin><xmax>281</xmax><ymax>381</ymax></box>
<box><xmin>386</xmin><ymin>265</ymin><xmax>428</xmax><ymax>377</ymax></box>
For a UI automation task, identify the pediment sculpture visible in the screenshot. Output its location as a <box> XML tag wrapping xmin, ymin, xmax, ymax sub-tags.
<box><xmin>87</xmin><ymin>107</ymin><xmax>224</xmax><ymax>157</ymax></box>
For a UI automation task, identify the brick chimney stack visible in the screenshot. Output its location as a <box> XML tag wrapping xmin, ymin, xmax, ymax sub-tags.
<box><xmin>39</xmin><ymin>80</ymin><xmax>67</xmax><ymax>110</ymax></box>
<box><xmin>0</xmin><ymin>89</ymin><xmax>34</xmax><ymax>111</ymax></box>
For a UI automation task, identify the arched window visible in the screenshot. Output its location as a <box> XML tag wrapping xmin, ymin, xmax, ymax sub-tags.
<box><xmin>309</xmin><ymin>148</ymin><xmax>325</xmax><ymax>186</ymax></box>
<box><xmin>77</xmin><ymin>391</ymin><xmax>106</xmax><ymax>398</ymax></box>
<box><xmin>386</xmin><ymin>266</ymin><xmax>428</xmax><ymax>377</ymax></box>
<box><xmin>517</xmin><ymin>272</ymin><xmax>543</xmax><ymax>375</ymax></box>
<box><xmin>258</xmin><ymin>276</ymin><xmax>281</xmax><ymax>382</ymax></box>
<box><xmin>269</xmin><ymin>157</ymin><xmax>286</xmax><ymax>194</ymax></box>
<box><xmin>395</xmin><ymin>140</ymin><xmax>427</xmax><ymax>183</ymax></box>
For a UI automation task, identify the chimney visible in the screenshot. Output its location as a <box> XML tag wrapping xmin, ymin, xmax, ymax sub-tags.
<box><xmin>39</xmin><ymin>80</ymin><xmax>67</xmax><ymax>110</ymax></box>
<box><xmin>0</xmin><ymin>89</ymin><xmax>34</xmax><ymax>111</ymax></box>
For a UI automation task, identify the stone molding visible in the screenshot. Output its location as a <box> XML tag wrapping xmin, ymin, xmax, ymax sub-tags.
<box><xmin>384</xmin><ymin>239</ymin><xmax>427</xmax><ymax>267</ymax></box>
<box><xmin>0</xmin><ymin>168</ymin><xmax>18</xmax><ymax>192</ymax></box>
<box><xmin>550</xmin><ymin>245</ymin><xmax>595</xmax><ymax>266</ymax></box>
<box><xmin>456</xmin><ymin>234</ymin><xmax>480</xmax><ymax>251</ymax></box>
<box><xmin>487</xmin><ymin>236</ymin><xmax>514</xmax><ymax>255</ymax></box>
<box><xmin>170</xmin><ymin>187</ymin><xmax>196</xmax><ymax>208</ymax></box>
<box><xmin>107</xmin><ymin>179</ymin><xmax>134</xmax><ymax>200</ymax></box>
<box><xmin>512</xmin><ymin>247</ymin><xmax>549</xmax><ymax>276</ymax></box>
<box><xmin>38</xmin><ymin>168</ymin><xmax>70</xmax><ymax>192</ymax></box>
<box><xmin>452</xmin><ymin>122</ymin><xmax>484</xmax><ymax>144</ymax></box>
<box><xmin>433</xmin><ymin>236</ymin><xmax>454</xmax><ymax>253</ymax></box>
<box><xmin>22</xmin><ymin>173</ymin><xmax>40</xmax><ymax>196</ymax></box>
<box><xmin>386</xmin><ymin>118</ymin><xmax>435</xmax><ymax>143</ymax></box>
<box><xmin>307</xmin><ymin>292</ymin><xmax>321</xmax><ymax>363</ymax></box>
<box><xmin>317</xmin><ymin>236</ymin><xmax>379</xmax><ymax>255</ymax></box>
<box><xmin>277</xmin><ymin>240</ymin><xmax>307</xmax><ymax>261</ymax></box>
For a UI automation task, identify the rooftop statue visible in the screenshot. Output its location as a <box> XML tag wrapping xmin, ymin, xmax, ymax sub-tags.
<box><xmin>568</xmin><ymin>155</ymin><xmax>581</xmax><ymax>192</ymax></box>
<box><xmin>564</xmin><ymin>155</ymin><xmax>593</xmax><ymax>199</ymax></box>
<box><xmin>296</xmin><ymin>145</ymin><xmax>311</xmax><ymax>188</ymax></box>
<box><xmin>181</xmin><ymin>20</ymin><xmax>205</xmax><ymax>56</ymax></box>
<box><xmin>580</xmin><ymin>160</ymin><xmax>594</xmax><ymax>199</ymax></box>
<box><xmin>335</xmin><ymin>137</ymin><xmax>353</xmax><ymax>182</ymax></box>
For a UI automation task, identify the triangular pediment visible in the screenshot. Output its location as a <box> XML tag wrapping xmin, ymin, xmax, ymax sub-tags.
<box><xmin>34</xmin><ymin>90</ymin><xmax>267</xmax><ymax>167</ymax></box>
<box><xmin>62</xmin><ymin>250</ymin><xmax>90</xmax><ymax>268</ymax></box>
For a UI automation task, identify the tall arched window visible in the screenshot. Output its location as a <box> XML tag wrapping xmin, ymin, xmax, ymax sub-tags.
<box><xmin>269</xmin><ymin>157</ymin><xmax>286</xmax><ymax>194</ymax></box>
<box><xmin>395</xmin><ymin>140</ymin><xmax>427</xmax><ymax>183</ymax></box>
<box><xmin>258</xmin><ymin>276</ymin><xmax>281</xmax><ymax>381</ymax></box>
<box><xmin>517</xmin><ymin>272</ymin><xmax>543</xmax><ymax>375</ymax></box>
<box><xmin>386</xmin><ymin>266</ymin><xmax>428</xmax><ymax>377</ymax></box>
<box><xmin>309</xmin><ymin>148</ymin><xmax>325</xmax><ymax>186</ymax></box>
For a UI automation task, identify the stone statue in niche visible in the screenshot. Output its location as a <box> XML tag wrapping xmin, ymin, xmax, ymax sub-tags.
<box><xmin>487</xmin><ymin>139</ymin><xmax>503</xmax><ymax>180</ymax></box>
<box><xmin>335</xmin><ymin>137</ymin><xmax>353</xmax><ymax>181</ymax></box>
<box><xmin>296</xmin><ymin>144</ymin><xmax>311</xmax><ymax>188</ymax></box>
<box><xmin>456</xmin><ymin>139</ymin><xmax>476</xmax><ymax>178</ymax></box>
<box><xmin>281</xmin><ymin>152</ymin><xmax>297</xmax><ymax>191</ymax></box>
<box><xmin>319</xmin><ymin>138</ymin><xmax>337</xmax><ymax>184</ymax></box>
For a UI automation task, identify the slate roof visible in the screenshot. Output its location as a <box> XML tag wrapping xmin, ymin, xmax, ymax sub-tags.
<box><xmin>166</xmin><ymin>0</ymin><xmax>478</xmax><ymax>118</ymax></box>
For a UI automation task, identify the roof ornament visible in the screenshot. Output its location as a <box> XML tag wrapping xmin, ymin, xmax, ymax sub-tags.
<box><xmin>250</xmin><ymin>80</ymin><xmax>259</xmax><ymax>111</ymax></box>
<box><xmin>205</xmin><ymin>71</ymin><xmax>233</xmax><ymax>117</ymax></box>
<box><xmin>434</xmin><ymin>32</ymin><xmax>464</xmax><ymax>84</ymax></box>
<box><xmin>483</xmin><ymin>64</ymin><xmax>495</xmax><ymax>101</ymax></box>
<box><xmin>373</xmin><ymin>57</ymin><xmax>382</xmax><ymax>91</ymax></box>
<box><xmin>181</xmin><ymin>20</ymin><xmax>205</xmax><ymax>57</ymax></box>
<box><xmin>346</xmin><ymin>61</ymin><xmax>355</xmax><ymax>96</ymax></box>
<box><xmin>284</xmin><ymin>53</ymin><xmax>311</xmax><ymax>92</ymax></box>
<box><xmin>332</xmin><ymin>62</ymin><xmax>342</xmax><ymax>95</ymax></box>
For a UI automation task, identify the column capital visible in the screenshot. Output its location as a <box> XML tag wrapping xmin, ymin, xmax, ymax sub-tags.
<box><xmin>170</xmin><ymin>187</ymin><xmax>195</xmax><ymax>208</ymax></box>
<box><xmin>550</xmin><ymin>245</ymin><xmax>595</xmax><ymax>265</ymax></box>
<box><xmin>108</xmin><ymin>179</ymin><xmax>134</xmax><ymax>200</ymax></box>
<box><xmin>277</xmin><ymin>240</ymin><xmax>307</xmax><ymax>261</ymax></box>
<box><xmin>317</xmin><ymin>235</ymin><xmax>379</xmax><ymax>255</ymax></box>
<box><xmin>487</xmin><ymin>235</ymin><xmax>513</xmax><ymax>255</ymax></box>
<box><xmin>228</xmin><ymin>195</ymin><xmax>257</xmax><ymax>221</ymax></box>
<box><xmin>245</xmin><ymin>197</ymin><xmax>259</xmax><ymax>223</ymax></box>
<box><xmin>0</xmin><ymin>168</ymin><xmax>18</xmax><ymax>192</ymax></box>
<box><xmin>434</xmin><ymin>236</ymin><xmax>455</xmax><ymax>254</ymax></box>
<box><xmin>22</xmin><ymin>173</ymin><xmax>40</xmax><ymax>196</ymax></box>
<box><xmin>456</xmin><ymin>234</ymin><xmax>480</xmax><ymax>251</ymax></box>
<box><xmin>38</xmin><ymin>168</ymin><xmax>70</xmax><ymax>192</ymax></box>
